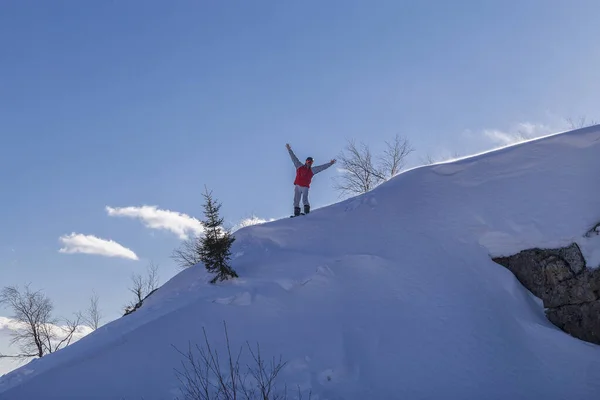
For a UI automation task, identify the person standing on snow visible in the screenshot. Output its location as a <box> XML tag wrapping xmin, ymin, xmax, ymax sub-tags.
<box><xmin>286</xmin><ymin>143</ymin><xmax>336</xmax><ymax>217</ymax></box>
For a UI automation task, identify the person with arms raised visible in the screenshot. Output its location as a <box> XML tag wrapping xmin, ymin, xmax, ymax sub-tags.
<box><xmin>286</xmin><ymin>143</ymin><xmax>336</xmax><ymax>217</ymax></box>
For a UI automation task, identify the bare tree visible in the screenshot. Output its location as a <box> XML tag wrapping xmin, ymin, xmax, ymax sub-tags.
<box><xmin>0</xmin><ymin>284</ymin><xmax>81</xmax><ymax>360</ymax></box>
<box><xmin>145</xmin><ymin>261</ymin><xmax>160</xmax><ymax>295</ymax></box>
<box><xmin>172</xmin><ymin>234</ymin><xmax>203</xmax><ymax>270</ymax></box>
<box><xmin>131</xmin><ymin>262</ymin><xmax>159</xmax><ymax>303</ymax></box>
<box><xmin>334</xmin><ymin>134</ymin><xmax>414</xmax><ymax>196</ymax></box>
<box><xmin>334</xmin><ymin>139</ymin><xmax>381</xmax><ymax>196</ymax></box>
<box><xmin>379</xmin><ymin>134</ymin><xmax>414</xmax><ymax>178</ymax></box>
<box><xmin>173</xmin><ymin>321</ymin><xmax>310</xmax><ymax>400</ymax></box>
<box><xmin>79</xmin><ymin>290</ymin><xmax>103</xmax><ymax>330</ymax></box>
<box><xmin>124</xmin><ymin>262</ymin><xmax>160</xmax><ymax>315</ymax></box>
<box><xmin>566</xmin><ymin>116</ymin><xmax>598</xmax><ymax>129</ymax></box>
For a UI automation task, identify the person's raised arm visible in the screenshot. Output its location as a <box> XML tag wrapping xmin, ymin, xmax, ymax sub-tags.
<box><xmin>286</xmin><ymin>143</ymin><xmax>302</xmax><ymax>168</ymax></box>
<box><xmin>312</xmin><ymin>159</ymin><xmax>336</xmax><ymax>174</ymax></box>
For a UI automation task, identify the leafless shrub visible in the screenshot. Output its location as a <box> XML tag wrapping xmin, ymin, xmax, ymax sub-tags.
<box><xmin>0</xmin><ymin>284</ymin><xmax>81</xmax><ymax>359</ymax></box>
<box><xmin>419</xmin><ymin>150</ymin><xmax>462</xmax><ymax>166</ymax></box>
<box><xmin>566</xmin><ymin>116</ymin><xmax>598</xmax><ymax>129</ymax></box>
<box><xmin>79</xmin><ymin>290</ymin><xmax>103</xmax><ymax>330</ymax></box>
<box><xmin>124</xmin><ymin>262</ymin><xmax>160</xmax><ymax>315</ymax></box>
<box><xmin>380</xmin><ymin>134</ymin><xmax>414</xmax><ymax>177</ymax></box>
<box><xmin>173</xmin><ymin>322</ymin><xmax>311</xmax><ymax>400</ymax></box>
<box><xmin>334</xmin><ymin>134</ymin><xmax>414</xmax><ymax>196</ymax></box>
<box><xmin>419</xmin><ymin>153</ymin><xmax>438</xmax><ymax>165</ymax></box>
<box><xmin>172</xmin><ymin>234</ymin><xmax>203</xmax><ymax>270</ymax></box>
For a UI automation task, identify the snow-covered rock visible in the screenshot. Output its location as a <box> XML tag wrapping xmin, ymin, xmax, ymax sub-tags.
<box><xmin>493</xmin><ymin>242</ymin><xmax>600</xmax><ymax>344</ymax></box>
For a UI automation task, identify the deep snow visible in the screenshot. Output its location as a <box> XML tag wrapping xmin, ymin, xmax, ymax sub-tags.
<box><xmin>1</xmin><ymin>126</ymin><xmax>600</xmax><ymax>400</ymax></box>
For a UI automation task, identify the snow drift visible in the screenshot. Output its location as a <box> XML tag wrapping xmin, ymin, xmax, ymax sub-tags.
<box><xmin>1</xmin><ymin>126</ymin><xmax>600</xmax><ymax>400</ymax></box>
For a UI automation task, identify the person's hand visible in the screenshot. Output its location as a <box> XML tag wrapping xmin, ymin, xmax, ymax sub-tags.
<box><xmin>330</xmin><ymin>159</ymin><xmax>336</xmax><ymax>164</ymax></box>
<box><xmin>286</xmin><ymin>143</ymin><xmax>291</xmax><ymax>150</ymax></box>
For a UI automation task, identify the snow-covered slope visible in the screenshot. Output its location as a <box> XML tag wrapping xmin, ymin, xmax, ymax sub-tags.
<box><xmin>2</xmin><ymin>126</ymin><xmax>600</xmax><ymax>400</ymax></box>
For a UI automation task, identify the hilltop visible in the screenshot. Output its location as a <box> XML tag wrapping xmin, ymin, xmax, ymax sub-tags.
<box><xmin>1</xmin><ymin>126</ymin><xmax>600</xmax><ymax>400</ymax></box>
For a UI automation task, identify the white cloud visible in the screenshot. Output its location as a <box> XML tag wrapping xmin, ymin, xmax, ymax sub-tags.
<box><xmin>482</xmin><ymin>122</ymin><xmax>554</xmax><ymax>146</ymax></box>
<box><xmin>106</xmin><ymin>205</ymin><xmax>203</xmax><ymax>240</ymax></box>
<box><xmin>0</xmin><ymin>316</ymin><xmax>92</xmax><ymax>336</ymax></box>
<box><xmin>0</xmin><ymin>316</ymin><xmax>23</xmax><ymax>332</ymax></box>
<box><xmin>58</xmin><ymin>233</ymin><xmax>138</xmax><ymax>260</ymax></box>
<box><xmin>482</xmin><ymin>129</ymin><xmax>518</xmax><ymax>146</ymax></box>
<box><xmin>447</xmin><ymin>115</ymin><xmax>596</xmax><ymax>169</ymax></box>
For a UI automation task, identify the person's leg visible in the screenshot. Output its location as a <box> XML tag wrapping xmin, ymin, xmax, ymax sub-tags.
<box><xmin>302</xmin><ymin>187</ymin><xmax>310</xmax><ymax>214</ymax></box>
<box><xmin>293</xmin><ymin>185</ymin><xmax>302</xmax><ymax>216</ymax></box>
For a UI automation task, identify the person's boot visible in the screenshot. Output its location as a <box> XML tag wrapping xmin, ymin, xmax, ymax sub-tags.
<box><xmin>304</xmin><ymin>204</ymin><xmax>310</xmax><ymax>214</ymax></box>
<box><xmin>294</xmin><ymin>207</ymin><xmax>301</xmax><ymax>216</ymax></box>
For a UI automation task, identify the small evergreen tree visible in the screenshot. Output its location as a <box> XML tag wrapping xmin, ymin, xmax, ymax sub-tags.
<box><xmin>199</xmin><ymin>187</ymin><xmax>238</xmax><ymax>283</ymax></box>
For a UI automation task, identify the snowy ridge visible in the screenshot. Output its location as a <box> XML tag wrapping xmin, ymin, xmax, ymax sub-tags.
<box><xmin>1</xmin><ymin>126</ymin><xmax>600</xmax><ymax>399</ymax></box>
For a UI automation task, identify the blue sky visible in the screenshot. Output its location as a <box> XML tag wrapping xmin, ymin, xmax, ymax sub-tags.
<box><xmin>1</xmin><ymin>0</ymin><xmax>599</xmax><ymax>325</ymax></box>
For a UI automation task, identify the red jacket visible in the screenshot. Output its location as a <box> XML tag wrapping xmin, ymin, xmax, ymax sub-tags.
<box><xmin>294</xmin><ymin>165</ymin><xmax>314</xmax><ymax>187</ymax></box>
<box><xmin>287</xmin><ymin>147</ymin><xmax>334</xmax><ymax>188</ymax></box>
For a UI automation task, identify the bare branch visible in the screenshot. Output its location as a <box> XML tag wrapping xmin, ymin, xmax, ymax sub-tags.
<box><xmin>378</xmin><ymin>134</ymin><xmax>414</xmax><ymax>178</ymax></box>
<box><xmin>130</xmin><ymin>273</ymin><xmax>145</xmax><ymax>306</ymax></box>
<box><xmin>0</xmin><ymin>284</ymin><xmax>83</xmax><ymax>359</ymax></box>
<box><xmin>334</xmin><ymin>135</ymin><xmax>414</xmax><ymax>197</ymax></box>
<box><xmin>172</xmin><ymin>234</ymin><xmax>203</xmax><ymax>270</ymax></box>
<box><xmin>145</xmin><ymin>261</ymin><xmax>160</xmax><ymax>294</ymax></box>
<box><xmin>566</xmin><ymin>115</ymin><xmax>598</xmax><ymax>130</ymax></box>
<box><xmin>58</xmin><ymin>313</ymin><xmax>82</xmax><ymax>349</ymax></box>
<box><xmin>128</xmin><ymin>261</ymin><xmax>159</xmax><ymax>304</ymax></box>
<box><xmin>0</xmin><ymin>352</ymin><xmax>38</xmax><ymax>359</ymax></box>
<box><xmin>333</xmin><ymin>139</ymin><xmax>382</xmax><ymax>196</ymax></box>
<box><xmin>1</xmin><ymin>284</ymin><xmax>53</xmax><ymax>358</ymax></box>
<box><xmin>172</xmin><ymin>321</ymin><xmax>292</xmax><ymax>400</ymax></box>
<box><xmin>419</xmin><ymin>153</ymin><xmax>437</xmax><ymax>165</ymax></box>
<box><xmin>80</xmin><ymin>291</ymin><xmax>102</xmax><ymax>330</ymax></box>
<box><xmin>124</xmin><ymin>262</ymin><xmax>161</xmax><ymax>315</ymax></box>
<box><xmin>245</xmin><ymin>341</ymin><xmax>287</xmax><ymax>400</ymax></box>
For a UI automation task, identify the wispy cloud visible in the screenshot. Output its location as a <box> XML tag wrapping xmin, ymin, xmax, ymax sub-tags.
<box><xmin>106</xmin><ymin>205</ymin><xmax>203</xmax><ymax>240</ymax></box>
<box><xmin>0</xmin><ymin>316</ymin><xmax>23</xmax><ymax>332</ymax></box>
<box><xmin>0</xmin><ymin>316</ymin><xmax>93</xmax><ymax>336</ymax></box>
<box><xmin>482</xmin><ymin>122</ymin><xmax>554</xmax><ymax>146</ymax></box>
<box><xmin>58</xmin><ymin>233</ymin><xmax>138</xmax><ymax>260</ymax></box>
<box><xmin>435</xmin><ymin>115</ymin><xmax>595</xmax><ymax>169</ymax></box>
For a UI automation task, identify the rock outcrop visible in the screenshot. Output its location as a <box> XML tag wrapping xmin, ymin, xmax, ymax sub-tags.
<box><xmin>493</xmin><ymin>242</ymin><xmax>600</xmax><ymax>345</ymax></box>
